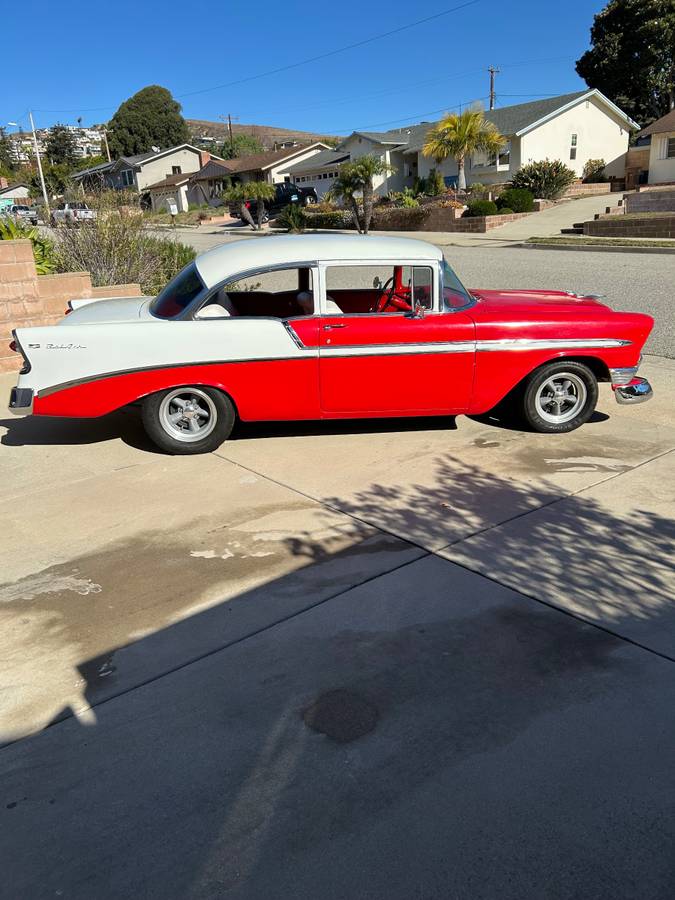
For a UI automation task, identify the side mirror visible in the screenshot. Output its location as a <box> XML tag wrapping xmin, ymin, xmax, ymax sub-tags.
<box><xmin>373</xmin><ymin>276</ymin><xmax>382</xmax><ymax>289</ymax></box>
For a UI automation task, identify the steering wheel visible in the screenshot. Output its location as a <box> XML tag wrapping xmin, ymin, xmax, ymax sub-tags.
<box><xmin>376</xmin><ymin>275</ymin><xmax>412</xmax><ymax>313</ymax></box>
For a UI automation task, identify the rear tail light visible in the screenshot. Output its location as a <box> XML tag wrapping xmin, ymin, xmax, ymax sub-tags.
<box><xmin>64</xmin><ymin>306</ymin><xmax>73</xmax><ymax>315</ymax></box>
<box><xmin>8</xmin><ymin>340</ymin><xmax>17</xmax><ymax>353</ymax></box>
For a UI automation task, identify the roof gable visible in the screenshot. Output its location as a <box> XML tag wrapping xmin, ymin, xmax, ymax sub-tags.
<box><xmin>638</xmin><ymin>108</ymin><xmax>675</xmax><ymax>137</ymax></box>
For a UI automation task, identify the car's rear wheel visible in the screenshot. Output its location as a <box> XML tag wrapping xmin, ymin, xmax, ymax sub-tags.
<box><xmin>141</xmin><ymin>386</ymin><xmax>235</xmax><ymax>454</ymax></box>
<box><xmin>520</xmin><ymin>361</ymin><xmax>598</xmax><ymax>433</ymax></box>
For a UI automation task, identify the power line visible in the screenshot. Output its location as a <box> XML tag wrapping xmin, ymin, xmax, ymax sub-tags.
<box><xmin>176</xmin><ymin>0</ymin><xmax>482</xmax><ymax>99</ymax></box>
<box><xmin>350</xmin><ymin>96</ymin><xmax>491</xmax><ymax>131</ymax></box>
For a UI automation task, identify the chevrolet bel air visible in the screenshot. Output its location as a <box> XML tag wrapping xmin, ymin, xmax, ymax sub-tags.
<box><xmin>9</xmin><ymin>234</ymin><xmax>654</xmax><ymax>454</ymax></box>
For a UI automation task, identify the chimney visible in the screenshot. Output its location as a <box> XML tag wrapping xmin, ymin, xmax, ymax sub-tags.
<box><xmin>199</xmin><ymin>150</ymin><xmax>211</xmax><ymax>168</ymax></box>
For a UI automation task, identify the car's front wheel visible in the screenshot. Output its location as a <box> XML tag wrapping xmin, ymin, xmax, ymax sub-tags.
<box><xmin>141</xmin><ymin>386</ymin><xmax>235</xmax><ymax>454</ymax></box>
<box><xmin>520</xmin><ymin>361</ymin><xmax>598</xmax><ymax>433</ymax></box>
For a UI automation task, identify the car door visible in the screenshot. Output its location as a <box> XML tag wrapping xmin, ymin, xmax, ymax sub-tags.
<box><xmin>318</xmin><ymin>261</ymin><xmax>475</xmax><ymax>415</ymax></box>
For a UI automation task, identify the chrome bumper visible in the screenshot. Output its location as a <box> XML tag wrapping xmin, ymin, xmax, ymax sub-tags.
<box><xmin>612</xmin><ymin>377</ymin><xmax>653</xmax><ymax>405</ymax></box>
<box><xmin>8</xmin><ymin>387</ymin><xmax>34</xmax><ymax>416</ymax></box>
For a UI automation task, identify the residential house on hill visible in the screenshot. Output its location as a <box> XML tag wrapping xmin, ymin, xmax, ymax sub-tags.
<box><xmin>73</xmin><ymin>145</ymin><xmax>218</xmax><ymax>206</ymax></box>
<box><xmin>337</xmin><ymin>90</ymin><xmax>638</xmax><ymax>195</ymax></box>
<box><xmin>186</xmin><ymin>142</ymin><xmax>330</xmax><ymax>207</ymax></box>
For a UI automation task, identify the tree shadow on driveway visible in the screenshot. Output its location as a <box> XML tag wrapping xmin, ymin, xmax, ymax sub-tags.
<box><xmin>1</xmin><ymin>455</ymin><xmax>674</xmax><ymax>899</ymax></box>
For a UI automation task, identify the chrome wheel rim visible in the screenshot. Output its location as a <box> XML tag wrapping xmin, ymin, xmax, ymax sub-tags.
<box><xmin>158</xmin><ymin>388</ymin><xmax>217</xmax><ymax>443</ymax></box>
<box><xmin>535</xmin><ymin>372</ymin><xmax>587</xmax><ymax>424</ymax></box>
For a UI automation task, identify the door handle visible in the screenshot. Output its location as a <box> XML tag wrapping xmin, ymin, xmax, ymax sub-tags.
<box><xmin>323</xmin><ymin>323</ymin><xmax>346</xmax><ymax>330</ymax></box>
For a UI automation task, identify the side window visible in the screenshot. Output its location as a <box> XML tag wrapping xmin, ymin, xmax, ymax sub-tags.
<box><xmin>197</xmin><ymin>267</ymin><xmax>315</xmax><ymax>319</ymax></box>
<box><xmin>324</xmin><ymin>265</ymin><xmax>397</xmax><ymax>315</ymax></box>
<box><xmin>410</xmin><ymin>266</ymin><xmax>434</xmax><ymax>310</ymax></box>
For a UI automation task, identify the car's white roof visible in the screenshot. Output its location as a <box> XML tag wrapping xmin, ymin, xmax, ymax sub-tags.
<box><xmin>194</xmin><ymin>234</ymin><xmax>443</xmax><ymax>288</ymax></box>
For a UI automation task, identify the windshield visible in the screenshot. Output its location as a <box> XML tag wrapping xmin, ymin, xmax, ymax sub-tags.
<box><xmin>151</xmin><ymin>263</ymin><xmax>204</xmax><ymax>319</ymax></box>
<box><xmin>441</xmin><ymin>257</ymin><xmax>473</xmax><ymax>310</ymax></box>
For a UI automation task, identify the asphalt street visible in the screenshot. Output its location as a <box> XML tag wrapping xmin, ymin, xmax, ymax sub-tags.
<box><xmin>164</xmin><ymin>228</ymin><xmax>675</xmax><ymax>358</ymax></box>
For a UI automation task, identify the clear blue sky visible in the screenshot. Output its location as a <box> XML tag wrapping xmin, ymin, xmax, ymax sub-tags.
<box><xmin>2</xmin><ymin>0</ymin><xmax>604</xmax><ymax>135</ymax></box>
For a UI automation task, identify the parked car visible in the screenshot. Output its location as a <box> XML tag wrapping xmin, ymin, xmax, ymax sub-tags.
<box><xmin>2</xmin><ymin>204</ymin><xmax>39</xmax><ymax>226</ymax></box>
<box><xmin>8</xmin><ymin>234</ymin><xmax>653</xmax><ymax>454</ymax></box>
<box><xmin>50</xmin><ymin>202</ymin><xmax>97</xmax><ymax>227</ymax></box>
<box><xmin>229</xmin><ymin>182</ymin><xmax>318</xmax><ymax>221</ymax></box>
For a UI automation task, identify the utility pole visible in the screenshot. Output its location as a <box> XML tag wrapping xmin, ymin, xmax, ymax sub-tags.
<box><xmin>218</xmin><ymin>114</ymin><xmax>239</xmax><ymax>156</ymax></box>
<box><xmin>29</xmin><ymin>111</ymin><xmax>49</xmax><ymax>216</ymax></box>
<box><xmin>488</xmin><ymin>66</ymin><xmax>500</xmax><ymax>110</ymax></box>
<box><xmin>101</xmin><ymin>128</ymin><xmax>111</xmax><ymax>162</ymax></box>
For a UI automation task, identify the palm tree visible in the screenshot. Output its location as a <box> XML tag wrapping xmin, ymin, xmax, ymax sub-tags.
<box><xmin>331</xmin><ymin>155</ymin><xmax>394</xmax><ymax>234</ymax></box>
<box><xmin>221</xmin><ymin>181</ymin><xmax>276</xmax><ymax>230</ymax></box>
<box><xmin>422</xmin><ymin>108</ymin><xmax>506</xmax><ymax>191</ymax></box>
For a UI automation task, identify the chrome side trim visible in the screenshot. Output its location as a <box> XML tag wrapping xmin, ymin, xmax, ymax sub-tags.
<box><xmin>283</xmin><ymin>321</ymin><xmax>306</xmax><ymax>349</ymax></box>
<box><xmin>476</xmin><ymin>338</ymin><xmax>631</xmax><ymax>352</ymax></box>
<box><xmin>320</xmin><ymin>341</ymin><xmax>475</xmax><ymax>357</ymax></box>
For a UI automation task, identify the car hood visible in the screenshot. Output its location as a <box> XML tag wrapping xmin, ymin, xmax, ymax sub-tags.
<box><xmin>61</xmin><ymin>296</ymin><xmax>154</xmax><ymax>325</ymax></box>
<box><xmin>470</xmin><ymin>288</ymin><xmax>609</xmax><ymax>313</ymax></box>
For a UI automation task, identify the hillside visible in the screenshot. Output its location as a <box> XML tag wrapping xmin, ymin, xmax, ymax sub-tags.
<box><xmin>186</xmin><ymin>119</ymin><xmax>339</xmax><ymax>150</ymax></box>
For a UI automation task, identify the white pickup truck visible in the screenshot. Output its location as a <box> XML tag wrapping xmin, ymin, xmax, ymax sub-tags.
<box><xmin>50</xmin><ymin>202</ymin><xmax>97</xmax><ymax>227</ymax></box>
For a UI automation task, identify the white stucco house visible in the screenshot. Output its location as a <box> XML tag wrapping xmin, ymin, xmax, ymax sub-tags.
<box><xmin>635</xmin><ymin>109</ymin><xmax>675</xmax><ymax>185</ymax></box>
<box><xmin>284</xmin><ymin>148</ymin><xmax>349</xmax><ymax>198</ymax></box>
<box><xmin>73</xmin><ymin>145</ymin><xmax>218</xmax><ymax>208</ymax></box>
<box><xmin>187</xmin><ymin>143</ymin><xmax>331</xmax><ymax>207</ymax></box>
<box><xmin>337</xmin><ymin>90</ymin><xmax>638</xmax><ymax>194</ymax></box>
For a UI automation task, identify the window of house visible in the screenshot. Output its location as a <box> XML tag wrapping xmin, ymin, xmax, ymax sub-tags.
<box><xmin>120</xmin><ymin>169</ymin><xmax>134</xmax><ymax>187</ymax></box>
<box><xmin>667</xmin><ymin>137</ymin><xmax>675</xmax><ymax>159</ymax></box>
<box><xmin>172</xmin><ymin>166</ymin><xmax>182</xmax><ymax>175</ymax></box>
<box><xmin>571</xmin><ymin>134</ymin><xmax>578</xmax><ymax>146</ymax></box>
<box><xmin>570</xmin><ymin>147</ymin><xmax>577</xmax><ymax>160</ymax></box>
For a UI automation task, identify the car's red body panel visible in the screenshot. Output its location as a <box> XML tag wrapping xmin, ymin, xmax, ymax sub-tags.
<box><xmin>31</xmin><ymin>287</ymin><xmax>654</xmax><ymax>422</ymax></box>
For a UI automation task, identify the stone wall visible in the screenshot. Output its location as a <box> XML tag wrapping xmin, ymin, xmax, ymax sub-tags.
<box><xmin>0</xmin><ymin>239</ymin><xmax>141</xmax><ymax>372</ymax></box>
<box><xmin>584</xmin><ymin>215</ymin><xmax>675</xmax><ymax>238</ymax></box>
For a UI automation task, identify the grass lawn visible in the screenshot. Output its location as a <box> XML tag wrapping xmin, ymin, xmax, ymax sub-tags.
<box><xmin>144</xmin><ymin>207</ymin><xmax>231</xmax><ymax>226</ymax></box>
<box><xmin>526</xmin><ymin>236</ymin><xmax>675</xmax><ymax>249</ymax></box>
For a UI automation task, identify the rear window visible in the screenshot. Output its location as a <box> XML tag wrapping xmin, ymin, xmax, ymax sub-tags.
<box><xmin>151</xmin><ymin>263</ymin><xmax>204</xmax><ymax>318</ymax></box>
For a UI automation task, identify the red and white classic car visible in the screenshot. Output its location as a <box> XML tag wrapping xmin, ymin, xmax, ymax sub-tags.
<box><xmin>9</xmin><ymin>234</ymin><xmax>653</xmax><ymax>454</ymax></box>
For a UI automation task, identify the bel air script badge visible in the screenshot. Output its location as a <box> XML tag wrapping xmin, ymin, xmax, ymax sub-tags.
<box><xmin>45</xmin><ymin>343</ymin><xmax>87</xmax><ymax>350</ymax></box>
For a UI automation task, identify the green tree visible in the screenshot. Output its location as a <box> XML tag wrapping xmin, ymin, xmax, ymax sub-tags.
<box><xmin>576</xmin><ymin>0</ymin><xmax>675</xmax><ymax>125</ymax></box>
<box><xmin>220</xmin><ymin>133</ymin><xmax>265</xmax><ymax>159</ymax></box>
<box><xmin>107</xmin><ymin>86</ymin><xmax>191</xmax><ymax>158</ymax></box>
<box><xmin>45</xmin><ymin>124</ymin><xmax>78</xmax><ymax>166</ymax></box>
<box><xmin>0</xmin><ymin>127</ymin><xmax>15</xmax><ymax>176</ymax></box>
<box><xmin>422</xmin><ymin>107</ymin><xmax>506</xmax><ymax>191</ymax></box>
<box><xmin>221</xmin><ymin>181</ymin><xmax>276</xmax><ymax>230</ymax></box>
<box><xmin>331</xmin><ymin>155</ymin><xmax>393</xmax><ymax>234</ymax></box>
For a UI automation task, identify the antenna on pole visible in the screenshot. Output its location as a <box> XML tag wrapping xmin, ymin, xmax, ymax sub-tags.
<box><xmin>488</xmin><ymin>66</ymin><xmax>500</xmax><ymax>110</ymax></box>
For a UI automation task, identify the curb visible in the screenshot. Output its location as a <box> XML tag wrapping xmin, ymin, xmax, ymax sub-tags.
<box><xmin>519</xmin><ymin>241</ymin><xmax>675</xmax><ymax>255</ymax></box>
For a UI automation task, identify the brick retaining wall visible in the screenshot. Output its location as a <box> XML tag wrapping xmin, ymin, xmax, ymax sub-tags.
<box><xmin>625</xmin><ymin>189</ymin><xmax>675</xmax><ymax>214</ymax></box>
<box><xmin>583</xmin><ymin>215</ymin><xmax>675</xmax><ymax>238</ymax></box>
<box><xmin>0</xmin><ymin>240</ymin><xmax>141</xmax><ymax>372</ymax></box>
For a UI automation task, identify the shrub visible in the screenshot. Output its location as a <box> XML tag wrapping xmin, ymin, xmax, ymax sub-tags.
<box><xmin>0</xmin><ymin>217</ymin><xmax>56</xmax><ymax>274</ymax></box>
<box><xmin>498</xmin><ymin>207</ymin><xmax>514</xmax><ymax>214</ymax></box>
<box><xmin>511</xmin><ymin>160</ymin><xmax>576</xmax><ymax>199</ymax></box>
<box><xmin>582</xmin><ymin>158</ymin><xmax>606</xmax><ymax>182</ymax></box>
<box><xmin>496</xmin><ymin>187</ymin><xmax>534</xmax><ymax>212</ymax></box>
<box><xmin>53</xmin><ymin>192</ymin><xmax>195</xmax><ymax>293</ymax></box>
<box><xmin>467</xmin><ymin>182</ymin><xmax>486</xmax><ymax>197</ymax></box>
<box><xmin>276</xmin><ymin>203</ymin><xmax>307</xmax><ymax>233</ymax></box>
<box><xmin>389</xmin><ymin>188</ymin><xmax>420</xmax><ymax>208</ymax></box>
<box><xmin>304</xmin><ymin>210</ymin><xmax>354</xmax><ymax>229</ymax></box>
<box><xmin>425</xmin><ymin>168</ymin><xmax>446</xmax><ymax>196</ymax></box>
<box><xmin>463</xmin><ymin>199</ymin><xmax>498</xmax><ymax>218</ymax></box>
<box><xmin>371</xmin><ymin>206</ymin><xmax>429</xmax><ymax>230</ymax></box>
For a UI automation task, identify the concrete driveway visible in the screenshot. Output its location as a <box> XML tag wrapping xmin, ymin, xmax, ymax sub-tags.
<box><xmin>1</xmin><ymin>356</ymin><xmax>674</xmax><ymax>899</ymax></box>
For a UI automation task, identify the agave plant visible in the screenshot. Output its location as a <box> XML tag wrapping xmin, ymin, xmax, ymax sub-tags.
<box><xmin>0</xmin><ymin>216</ymin><xmax>56</xmax><ymax>274</ymax></box>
